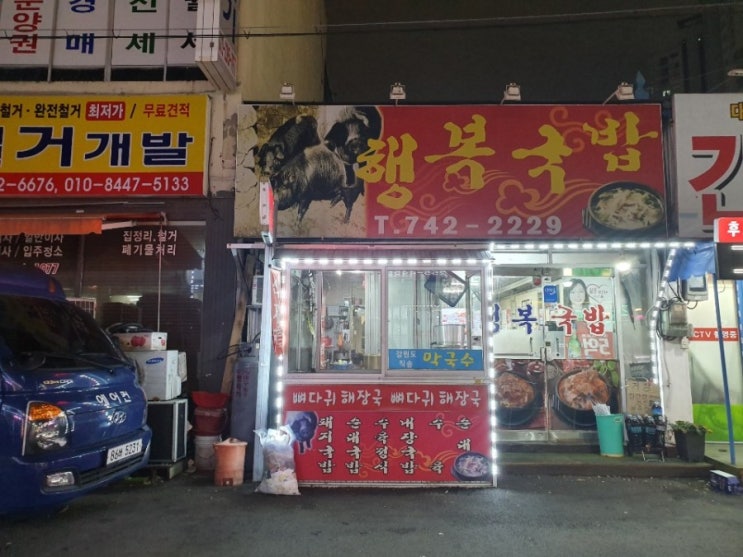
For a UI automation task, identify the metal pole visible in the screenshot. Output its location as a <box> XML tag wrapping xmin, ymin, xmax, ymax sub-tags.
<box><xmin>712</xmin><ymin>272</ymin><xmax>736</xmax><ymax>465</ymax></box>
<box><xmin>252</xmin><ymin>245</ymin><xmax>274</xmax><ymax>481</ymax></box>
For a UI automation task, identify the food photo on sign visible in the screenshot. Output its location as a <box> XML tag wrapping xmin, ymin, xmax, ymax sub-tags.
<box><xmin>551</xmin><ymin>359</ymin><xmax>619</xmax><ymax>429</ymax></box>
<box><xmin>494</xmin><ymin>358</ymin><xmax>549</xmax><ymax>429</ymax></box>
<box><xmin>582</xmin><ymin>181</ymin><xmax>666</xmax><ymax>237</ymax></box>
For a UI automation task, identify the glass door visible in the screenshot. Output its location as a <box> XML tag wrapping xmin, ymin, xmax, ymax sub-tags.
<box><xmin>493</xmin><ymin>267</ymin><xmax>620</xmax><ymax>442</ymax></box>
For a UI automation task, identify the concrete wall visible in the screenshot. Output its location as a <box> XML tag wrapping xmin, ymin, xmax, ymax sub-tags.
<box><xmin>323</xmin><ymin>1</ymin><xmax>743</xmax><ymax>103</ymax></box>
<box><xmin>238</xmin><ymin>0</ymin><xmax>327</xmax><ymax>103</ymax></box>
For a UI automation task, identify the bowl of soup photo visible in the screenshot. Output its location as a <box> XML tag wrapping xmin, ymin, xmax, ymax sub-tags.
<box><xmin>583</xmin><ymin>182</ymin><xmax>665</xmax><ymax>237</ymax></box>
<box><xmin>494</xmin><ymin>370</ymin><xmax>542</xmax><ymax>427</ymax></box>
<box><xmin>553</xmin><ymin>368</ymin><xmax>612</xmax><ymax>428</ymax></box>
<box><xmin>452</xmin><ymin>452</ymin><xmax>491</xmax><ymax>482</ymax></box>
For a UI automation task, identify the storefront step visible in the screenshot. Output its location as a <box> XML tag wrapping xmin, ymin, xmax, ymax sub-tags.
<box><xmin>497</xmin><ymin>451</ymin><xmax>713</xmax><ymax>478</ymax></box>
<box><xmin>498</xmin><ymin>442</ymin><xmax>600</xmax><ymax>454</ymax></box>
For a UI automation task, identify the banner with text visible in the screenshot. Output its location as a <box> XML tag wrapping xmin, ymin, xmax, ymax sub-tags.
<box><xmin>674</xmin><ymin>94</ymin><xmax>743</xmax><ymax>238</ymax></box>
<box><xmin>283</xmin><ymin>383</ymin><xmax>492</xmax><ymax>485</ymax></box>
<box><xmin>246</xmin><ymin>104</ymin><xmax>665</xmax><ymax>240</ymax></box>
<box><xmin>0</xmin><ymin>95</ymin><xmax>208</xmax><ymax>197</ymax></box>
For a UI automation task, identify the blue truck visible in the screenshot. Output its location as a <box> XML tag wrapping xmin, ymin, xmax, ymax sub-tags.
<box><xmin>0</xmin><ymin>263</ymin><xmax>152</xmax><ymax>515</ymax></box>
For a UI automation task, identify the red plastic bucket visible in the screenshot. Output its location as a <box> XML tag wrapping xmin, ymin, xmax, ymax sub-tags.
<box><xmin>192</xmin><ymin>391</ymin><xmax>230</xmax><ymax>409</ymax></box>
<box><xmin>193</xmin><ymin>406</ymin><xmax>227</xmax><ymax>435</ymax></box>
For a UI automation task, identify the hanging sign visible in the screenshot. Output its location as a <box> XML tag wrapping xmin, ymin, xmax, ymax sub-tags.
<box><xmin>0</xmin><ymin>0</ymin><xmax>200</xmax><ymax>70</ymax></box>
<box><xmin>714</xmin><ymin>217</ymin><xmax>743</xmax><ymax>243</ymax></box>
<box><xmin>271</xmin><ymin>267</ymin><xmax>285</xmax><ymax>357</ymax></box>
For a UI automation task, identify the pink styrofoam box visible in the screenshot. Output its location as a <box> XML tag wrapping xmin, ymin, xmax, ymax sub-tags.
<box><xmin>113</xmin><ymin>332</ymin><xmax>167</xmax><ymax>351</ymax></box>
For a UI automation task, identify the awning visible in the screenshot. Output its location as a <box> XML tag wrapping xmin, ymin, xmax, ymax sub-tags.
<box><xmin>0</xmin><ymin>212</ymin><xmax>166</xmax><ymax>236</ymax></box>
<box><xmin>0</xmin><ymin>215</ymin><xmax>103</xmax><ymax>235</ymax></box>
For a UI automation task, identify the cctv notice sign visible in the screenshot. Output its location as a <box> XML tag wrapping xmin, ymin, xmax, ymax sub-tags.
<box><xmin>0</xmin><ymin>95</ymin><xmax>209</xmax><ymax>198</ymax></box>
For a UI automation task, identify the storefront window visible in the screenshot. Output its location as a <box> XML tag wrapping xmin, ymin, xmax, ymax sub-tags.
<box><xmin>0</xmin><ymin>225</ymin><xmax>204</xmax><ymax>386</ymax></box>
<box><xmin>387</xmin><ymin>269</ymin><xmax>484</xmax><ymax>373</ymax></box>
<box><xmin>287</xmin><ymin>269</ymin><xmax>381</xmax><ymax>373</ymax></box>
<box><xmin>490</xmin><ymin>251</ymin><xmax>656</xmax><ymax>435</ymax></box>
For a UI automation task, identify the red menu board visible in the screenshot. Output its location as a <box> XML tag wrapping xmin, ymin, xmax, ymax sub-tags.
<box><xmin>282</xmin><ymin>383</ymin><xmax>492</xmax><ymax>485</ymax></box>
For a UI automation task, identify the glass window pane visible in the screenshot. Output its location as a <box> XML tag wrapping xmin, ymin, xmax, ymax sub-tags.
<box><xmin>387</xmin><ymin>269</ymin><xmax>484</xmax><ymax>372</ymax></box>
<box><xmin>287</xmin><ymin>269</ymin><xmax>381</xmax><ymax>374</ymax></box>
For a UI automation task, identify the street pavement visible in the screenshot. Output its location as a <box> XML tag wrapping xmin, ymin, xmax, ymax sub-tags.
<box><xmin>2</xmin><ymin>470</ymin><xmax>742</xmax><ymax>557</ymax></box>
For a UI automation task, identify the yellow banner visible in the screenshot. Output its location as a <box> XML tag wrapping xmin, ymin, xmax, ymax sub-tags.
<box><xmin>0</xmin><ymin>95</ymin><xmax>208</xmax><ymax>197</ymax></box>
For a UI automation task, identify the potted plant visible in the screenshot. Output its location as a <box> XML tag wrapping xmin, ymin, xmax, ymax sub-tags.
<box><xmin>671</xmin><ymin>420</ymin><xmax>710</xmax><ymax>462</ymax></box>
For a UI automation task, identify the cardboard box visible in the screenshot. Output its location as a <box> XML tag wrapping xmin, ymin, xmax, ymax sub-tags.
<box><xmin>114</xmin><ymin>332</ymin><xmax>167</xmax><ymax>351</ymax></box>
<box><xmin>709</xmin><ymin>469</ymin><xmax>741</xmax><ymax>494</ymax></box>
<box><xmin>624</xmin><ymin>380</ymin><xmax>661</xmax><ymax>415</ymax></box>
<box><xmin>126</xmin><ymin>350</ymin><xmax>182</xmax><ymax>400</ymax></box>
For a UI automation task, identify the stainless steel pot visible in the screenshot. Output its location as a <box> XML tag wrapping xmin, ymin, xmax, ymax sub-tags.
<box><xmin>435</xmin><ymin>324</ymin><xmax>466</xmax><ymax>348</ymax></box>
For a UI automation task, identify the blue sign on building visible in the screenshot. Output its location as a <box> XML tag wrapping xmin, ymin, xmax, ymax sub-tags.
<box><xmin>388</xmin><ymin>348</ymin><xmax>484</xmax><ymax>370</ymax></box>
<box><xmin>543</xmin><ymin>284</ymin><xmax>559</xmax><ymax>303</ymax></box>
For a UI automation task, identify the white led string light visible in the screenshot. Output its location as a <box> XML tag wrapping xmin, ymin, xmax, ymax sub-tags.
<box><xmin>277</xmin><ymin>253</ymin><xmax>500</xmax><ymax>484</ymax></box>
<box><xmin>485</xmin><ymin>264</ymin><xmax>499</xmax><ymax>479</ymax></box>
<box><xmin>489</xmin><ymin>240</ymin><xmax>692</xmax><ymax>252</ymax></box>
<box><xmin>274</xmin><ymin>259</ymin><xmax>290</xmax><ymax>426</ymax></box>
<box><xmin>274</xmin><ymin>241</ymin><xmax>693</xmax><ymax>482</ymax></box>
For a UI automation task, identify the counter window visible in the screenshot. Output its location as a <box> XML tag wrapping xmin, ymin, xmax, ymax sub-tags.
<box><xmin>387</xmin><ymin>270</ymin><xmax>484</xmax><ymax>372</ymax></box>
<box><xmin>287</xmin><ymin>269</ymin><xmax>381</xmax><ymax>373</ymax></box>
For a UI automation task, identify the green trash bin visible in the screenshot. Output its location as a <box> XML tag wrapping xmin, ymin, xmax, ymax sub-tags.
<box><xmin>596</xmin><ymin>414</ymin><xmax>625</xmax><ymax>457</ymax></box>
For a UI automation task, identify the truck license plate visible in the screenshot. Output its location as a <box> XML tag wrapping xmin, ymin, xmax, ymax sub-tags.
<box><xmin>106</xmin><ymin>439</ymin><xmax>143</xmax><ymax>465</ymax></box>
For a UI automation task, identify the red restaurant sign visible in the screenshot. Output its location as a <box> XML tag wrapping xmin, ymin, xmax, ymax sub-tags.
<box><xmin>714</xmin><ymin>217</ymin><xmax>743</xmax><ymax>243</ymax></box>
<box><xmin>283</xmin><ymin>383</ymin><xmax>492</xmax><ymax>485</ymax></box>
<box><xmin>254</xmin><ymin>104</ymin><xmax>665</xmax><ymax>240</ymax></box>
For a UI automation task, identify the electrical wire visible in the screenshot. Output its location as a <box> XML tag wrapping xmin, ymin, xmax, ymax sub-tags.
<box><xmin>1</xmin><ymin>2</ymin><xmax>741</xmax><ymax>39</ymax></box>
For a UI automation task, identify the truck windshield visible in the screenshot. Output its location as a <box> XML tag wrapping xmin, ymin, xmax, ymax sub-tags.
<box><xmin>0</xmin><ymin>294</ymin><xmax>117</xmax><ymax>367</ymax></box>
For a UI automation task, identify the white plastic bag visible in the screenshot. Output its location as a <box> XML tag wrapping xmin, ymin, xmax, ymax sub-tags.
<box><xmin>255</xmin><ymin>426</ymin><xmax>300</xmax><ymax>495</ymax></box>
<box><xmin>592</xmin><ymin>402</ymin><xmax>611</xmax><ymax>416</ymax></box>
